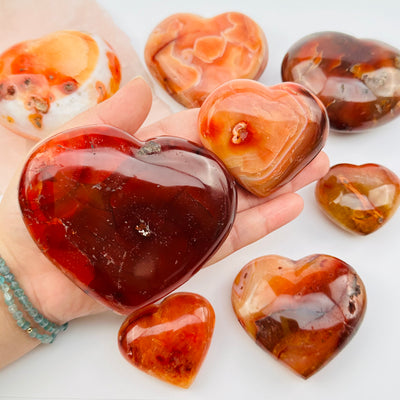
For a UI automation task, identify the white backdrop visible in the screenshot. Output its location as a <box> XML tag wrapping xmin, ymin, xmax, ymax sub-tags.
<box><xmin>1</xmin><ymin>0</ymin><xmax>399</xmax><ymax>399</ymax></box>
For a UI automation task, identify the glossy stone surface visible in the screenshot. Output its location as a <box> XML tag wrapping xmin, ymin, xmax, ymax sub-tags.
<box><xmin>118</xmin><ymin>292</ymin><xmax>215</xmax><ymax>388</ymax></box>
<box><xmin>316</xmin><ymin>163</ymin><xmax>400</xmax><ymax>234</ymax></box>
<box><xmin>281</xmin><ymin>31</ymin><xmax>400</xmax><ymax>131</ymax></box>
<box><xmin>0</xmin><ymin>30</ymin><xmax>121</xmax><ymax>140</ymax></box>
<box><xmin>232</xmin><ymin>254</ymin><xmax>366</xmax><ymax>378</ymax></box>
<box><xmin>145</xmin><ymin>12</ymin><xmax>268</xmax><ymax>108</ymax></box>
<box><xmin>198</xmin><ymin>79</ymin><xmax>328</xmax><ymax>197</ymax></box>
<box><xmin>18</xmin><ymin>125</ymin><xmax>236</xmax><ymax>313</ymax></box>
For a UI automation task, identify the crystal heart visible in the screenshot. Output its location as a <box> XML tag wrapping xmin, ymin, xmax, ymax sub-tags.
<box><xmin>198</xmin><ymin>79</ymin><xmax>328</xmax><ymax>197</ymax></box>
<box><xmin>0</xmin><ymin>30</ymin><xmax>121</xmax><ymax>140</ymax></box>
<box><xmin>281</xmin><ymin>31</ymin><xmax>400</xmax><ymax>131</ymax></box>
<box><xmin>145</xmin><ymin>12</ymin><xmax>268</xmax><ymax>108</ymax></box>
<box><xmin>231</xmin><ymin>254</ymin><xmax>366</xmax><ymax>378</ymax></box>
<box><xmin>315</xmin><ymin>163</ymin><xmax>400</xmax><ymax>234</ymax></box>
<box><xmin>18</xmin><ymin>125</ymin><xmax>236</xmax><ymax>313</ymax></box>
<box><xmin>118</xmin><ymin>292</ymin><xmax>215</xmax><ymax>388</ymax></box>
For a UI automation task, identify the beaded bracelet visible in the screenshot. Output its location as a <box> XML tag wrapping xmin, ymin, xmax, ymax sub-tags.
<box><xmin>0</xmin><ymin>257</ymin><xmax>68</xmax><ymax>344</ymax></box>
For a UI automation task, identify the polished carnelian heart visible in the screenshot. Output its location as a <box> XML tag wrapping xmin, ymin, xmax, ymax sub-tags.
<box><xmin>18</xmin><ymin>126</ymin><xmax>236</xmax><ymax>314</ymax></box>
<box><xmin>0</xmin><ymin>30</ymin><xmax>121</xmax><ymax>140</ymax></box>
<box><xmin>315</xmin><ymin>163</ymin><xmax>400</xmax><ymax>234</ymax></box>
<box><xmin>232</xmin><ymin>254</ymin><xmax>366</xmax><ymax>378</ymax></box>
<box><xmin>198</xmin><ymin>79</ymin><xmax>329</xmax><ymax>197</ymax></box>
<box><xmin>145</xmin><ymin>12</ymin><xmax>268</xmax><ymax>108</ymax></box>
<box><xmin>281</xmin><ymin>31</ymin><xmax>400</xmax><ymax>131</ymax></box>
<box><xmin>118</xmin><ymin>292</ymin><xmax>215</xmax><ymax>388</ymax></box>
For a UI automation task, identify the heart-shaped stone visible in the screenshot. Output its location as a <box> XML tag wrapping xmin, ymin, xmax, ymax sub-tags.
<box><xmin>281</xmin><ymin>31</ymin><xmax>400</xmax><ymax>131</ymax></box>
<box><xmin>145</xmin><ymin>12</ymin><xmax>268</xmax><ymax>108</ymax></box>
<box><xmin>231</xmin><ymin>254</ymin><xmax>366</xmax><ymax>378</ymax></box>
<box><xmin>18</xmin><ymin>125</ymin><xmax>236</xmax><ymax>313</ymax></box>
<box><xmin>315</xmin><ymin>163</ymin><xmax>400</xmax><ymax>234</ymax></box>
<box><xmin>198</xmin><ymin>79</ymin><xmax>329</xmax><ymax>197</ymax></box>
<box><xmin>118</xmin><ymin>292</ymin><xmax>215</xmax><ymax>388</ymax></box>
<box><xmin>0</xmin><ymin>30</ymin><xmax>121</xmax><ymax>140</ymax></box>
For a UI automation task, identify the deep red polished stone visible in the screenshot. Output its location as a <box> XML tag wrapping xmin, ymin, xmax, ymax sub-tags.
<box><xmin>281</xmin><ymin>31</ymin><xmax>400</xmax><ymax>131</ymax></box>
<box><xmin>232</xmin><ymin>254</ymin><xmax>367</xmax><ymax>378</ymax></box>
<box><xmin>198</xmin><ymin>79</ymin><xmax>328</xmax><ymax>197</ymax></box>
<box><xmin>118</xmin><ymin>292</ymin><xmax>215</xmax><ymax>388</ymax></box>
<box><xmin>18</xmin><ymin>126</ymin><xmax>237</xmax><ymax>313</ymax></box>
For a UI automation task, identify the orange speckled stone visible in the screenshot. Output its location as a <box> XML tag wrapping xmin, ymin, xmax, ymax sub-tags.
<box><xmin>232</xmin><ymin>254</ymin><xmax>366</xmax><ymax>378</ymax></box>
<box><xmin>316</xmin><ymin>163</ymin><xmax>400</xmax><ymax>234</ymax></box>
<box><xmin>145</xmin><ymin>12</ymin><xmax>268</xmax><ymax>108</ymax></box>
<box><xmin>118</xmin><ymin>292</ymin><xmax>215</xmax><ymax>388</ymax></box>
<box><xmin>198</xmin><ymin>79</ymin><xmax>328</xmax><ymax>197</ymax></box>
<box><xmin>0</xmin><ymin>30</ymin><xmax>121</xmax><ymax>140</ymax></box>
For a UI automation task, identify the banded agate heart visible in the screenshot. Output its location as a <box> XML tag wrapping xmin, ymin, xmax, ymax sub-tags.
<box><xmin>145</xmin><ymin>12</ymin><xmax>268</xmax><ymax>108</ymax></box>
<box><xmin>18</xmin><ymin>126</ymin><xmax>236</xmax><ymax>313</ymax></box>
<box><xmin>232</xmin><ymin>254</ymin><xmax>366</xmax><ymax>378</ymax></box>
<box><xmin>281</xmin><ymin>31</ymin><xmax>400</xmax><ymax>131</ymax></box>
<box><xmin>198</xmin><ymin>79</ymin><xmax>328</xmax><ymax>197</ymax></box>
<box><xmin>315</xmin><ymin>163</ymin><xmax>400</xmax><ymax>234</ymax></box>
<box><xmin>118</xmin><ymin>292</ymin><xmax>215</xmax><ymax>388</ymax></box>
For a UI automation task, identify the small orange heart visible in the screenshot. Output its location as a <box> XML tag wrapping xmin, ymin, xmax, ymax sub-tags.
<box><xmin>145</xmin><ymin>12</ymin><xmax>268</xmax><ymax>108</ymax></box>
<box><xmin>118</xmin><ymin>292</ymin><xmax>215</xmax><ymax>388</ymax></box>
<box><xmin>232</xmin><ymin>254</ymin><xmax>367</xmax><ymax>378</ymax></box>
<box><xmin>315</xmin><ymin>163</ymin><xmax>400</xmax><ymax>234</ymax></box>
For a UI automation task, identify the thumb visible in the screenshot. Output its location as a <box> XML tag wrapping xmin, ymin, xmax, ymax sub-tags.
<box><xmin>61</xmin><ymin>76</ymin><xmax>153</xmax><ymax>135</ymax></box>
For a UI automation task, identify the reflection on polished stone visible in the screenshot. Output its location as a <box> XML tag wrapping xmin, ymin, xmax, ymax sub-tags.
<box><xmin>316</xmin><ymin>163</ymin><xmax>400</xmax><ymax>234</ymax></box>
<box><xmin>118</xmin><ymin>292</ymin><xmax>215</xmax><ymax>388</ymax></box>
<box><xmin>198</xmin><ymin>79</ymin><xmax>328</xmax><ymax>197</ymax></box>
<box><xmin>282</xmin><ymin>31</ymin><xmax>400</xmax><ymax>131</ymax></box>
<box><xmin>232</xmin><ymin>254</ymin><xmax>366</xmax><ymax>378</ymax></box>
<box><xmin>145</xmin><ymin>12</ymin><xmax>268</xmax><ymax>107</ymax></box>
<box><xmin>18</xmin><ymin>125</ymin><xmax>236</xmax><ymax>314</ymax></box>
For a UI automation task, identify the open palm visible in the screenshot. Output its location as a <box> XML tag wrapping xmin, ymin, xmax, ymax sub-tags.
<box><xmin>0</xmin><ymin>78</ymin><xmax>329</xmax><ymax>325</ymax></box>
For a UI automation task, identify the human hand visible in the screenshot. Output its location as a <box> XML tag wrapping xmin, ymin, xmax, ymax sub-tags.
<box><xmin>0</xmin><ymin>77</ymin><xmax>329</xmax><ymax>325</ymax></box>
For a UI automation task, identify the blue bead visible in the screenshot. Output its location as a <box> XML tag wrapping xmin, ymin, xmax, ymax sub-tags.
<box><xmin>14</xmin><ymin>288</ymin><xmax>24</xmax><ymax>297</ymax></box>
<box><xmin>10</xmin><ymin>281</ymin><xmax>19</xmax><ymax>290</ymax></box>
<box><xmin>15</xmin><ymin>311</ymin><xmax>23</xmax><ymax>319</ymax></box>
<box><xmin>3</xmin><ymin>273</ymin><xmax>14</xmax><ymax>282</ymax></box>
<box><xmin>1</xmin><ymin>282</ymin><xmax>9</xmax><ymax>291</ymax></box>
<box><xmin>34</xmin><ymin>314</ymin><xmax>44</xmax><ymax>324</ymax></box>
<box><xmin>4</xmin><ymin>292</ymin><xmax>13</xmax><ymax>302</ymax></box>
<box><xmin>8</xmin><ymin>304</ymin><xmax>18</xmax><ymax>313</ymax></box>
<box><xmin>0</xmin><ymin>276</ymin><xmax>4</xmax><ymax>284</ymax></box>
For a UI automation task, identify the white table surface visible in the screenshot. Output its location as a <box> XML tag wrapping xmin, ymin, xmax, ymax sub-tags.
<box><xmin>1</xmin><ymin>0</ymin><xmax>399</xmax><ymax>399</ymax></box>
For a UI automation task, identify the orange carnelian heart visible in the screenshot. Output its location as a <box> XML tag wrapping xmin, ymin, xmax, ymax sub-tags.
<box><xmin>232</xmin><ymin>254</ymin><xmax>367</xmax><ymax>378</ymax></box>
<box><xmin>315</xmin><ymin>163</ymin><xmax>400</xmax><ymax>234</ymax></box>
<box><xmin>198</xmin><ymin>79</ymin><xmax>329</xmax><ymax>197</ymax></box>
<box><xmin>18</xmin><ymin>126</ymin><xmax>236</xmax><ymax>314</ymax></box>
<box><xmin>145</xmin><ymin>12</ymin><xmax>268</xmax><ymax>108</ymax></box>
<box><xmin>0</xmin><ymin>30</ymin><xmax>120</xmax><ymax>140</ymax></box>
<box><xmin>118</xmin><ymin>292</ymin><xmax>215</xmax><ymax>388</ymax></box>
<box><xmin>281</xmin><ymin>31</ymin><xmax>400</xmax><ymax>131</ymax></box>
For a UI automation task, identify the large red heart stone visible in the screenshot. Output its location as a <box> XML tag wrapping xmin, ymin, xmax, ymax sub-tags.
<box><xmin>145</xmin><ymin>12</ymin><xmax>268</xmax><ymax>108</ymax></box>
<box><xmin>232</xmin><ymin>254</ymin><xmax>366</xmax><ymax>378</ymax></box>
<box><xmin>198</xmin><ymin>79</ymin><xmax>329</xmax><ymax>197</ymax></box>
<box><xmin>18</xmin><ymin>126</ymin><xmax>237</xmax><ymax>313</ymax></box>
<box><xmin>118</xmin><ymin>292</ymin><xmax>215</xmax><ymax>388</ymax></box>
<box><xmin>281</xmin><ymin>31</ymin><xmax>400</xmax><ymax>131</ymax></box>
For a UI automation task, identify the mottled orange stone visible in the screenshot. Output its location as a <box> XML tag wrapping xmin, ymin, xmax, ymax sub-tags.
<box><xmin>145</xmin><ymin>12</ymin><xmax>268</xmax><ymax>108</ymax></box>
<box><xmin>232</xmin><ymin>254</ymin><xmax>367</xmax><ymax>378</ymax></box>
<box><xmin>0</xmin><ymin>30</ymin><xmax>121</xmax><ymax>139</ymax></box>
<box><xmin>316</xmin><ymin>163</ymin><xmax>400</xmax><ymax>234</ymax></box>
<box><xmin>118</xmin><ymin>292</ymin><xmax>215</xmax><ymax>388</ymax></box>
<box><xmin>198</xmin><ymin>79</ymin><xmax>328</xmax><ymax>197</ymax></box>
<box><xmin>281</xmin><ymin>31</ymin><xmax>400</xmax><ymax>131</ymax></box>
<box><xmin>18</xmin><ymin>126</ymin><xmax>236</xmax><ymax>313</ymax></box>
